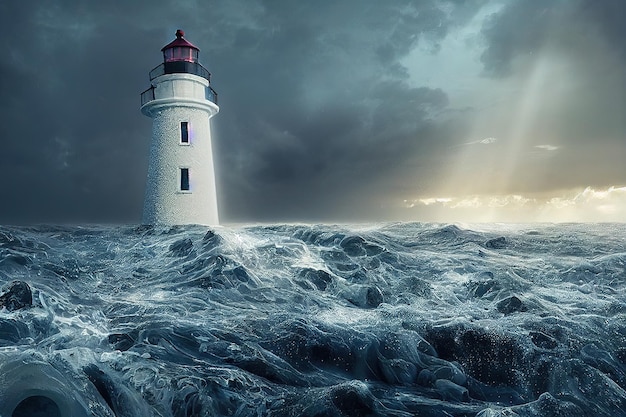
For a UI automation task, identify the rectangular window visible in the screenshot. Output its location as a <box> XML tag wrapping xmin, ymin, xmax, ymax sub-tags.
<box><xmin>180</xmin><ymin>122</ymin><xmax>189</xmax><ymax>143</ymax></box>
<box><xmin>180</xmin><ymin>168</ymin><xmax>190</xmax><ymax>191</ymax></box>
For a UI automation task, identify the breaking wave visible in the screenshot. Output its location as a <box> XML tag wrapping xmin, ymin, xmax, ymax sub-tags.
<box><xmin>1</xmin><ymin>223</ymin><xmax>626</xmax><ymax>416</ymax></box>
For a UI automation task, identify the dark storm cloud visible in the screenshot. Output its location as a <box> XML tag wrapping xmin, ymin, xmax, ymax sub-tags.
<box><xmin>1</xmin><ymin>0</ymin><xmax>622</xmax><ymax>224</ymax></box>
<box><xmin>207</xmin><ymin>1</ymin><xmax>478</xmax><ymax>221</ymax></box>
<box><xmin>227</xmin><ymin>81</ymin><xmax>450</xmax><ymax>221</ymax></box>
<box><xmin>480</xmin><ymin>0</ymin><xmax>626</xmax><ymax>76</ymax></box>
<box><xmin>479</xmin><ymin>1</ymin><xmax>561</xmax><ymax>77</ymax></box>
<box><xmin>578</xmin><ymin>0</ymin><xmax>626</xmax><ymax>57</ymax></box>
<box><xmin>0</xmin><ymin>1</ymin><xmax>156</xmax><ymax>223</ymax></box>
<box><xmin>0</xmin><ymin>0</ymin><xmax>477</xmax><ymax>223</ymax></box>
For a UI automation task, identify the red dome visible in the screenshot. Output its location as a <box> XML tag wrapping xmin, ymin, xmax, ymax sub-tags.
<box><xmin>161</xmin><ymin>29</ymin><xmax>199</xmax><ymax>63</ymax></box>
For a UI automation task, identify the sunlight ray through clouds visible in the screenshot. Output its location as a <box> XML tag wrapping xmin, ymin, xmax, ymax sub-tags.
<box><xmin>437</xmin><ymin>47</ymin><xmax>564</xmax><ymax>202</ymax></box>
<box><xmin>496</xmin><ymin>52</ymin><xmax>554</xmax><ymax>190</ymax></box>
<box><xmin>423</xmin><ymin>6</ymin><xmax>612</xmax><ymax>223</ymax></box>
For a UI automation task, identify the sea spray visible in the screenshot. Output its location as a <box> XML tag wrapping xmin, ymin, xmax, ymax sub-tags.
<box><xmin>0</xmin><ymin>223</ymin><xmax>625</xmax><ymax>416</ymax></box>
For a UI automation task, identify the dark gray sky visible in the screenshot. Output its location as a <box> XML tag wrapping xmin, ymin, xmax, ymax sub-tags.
<box><xmin>1</xmin><ymin>0</ymin><xmax>624</xmax><ymax>224</ymax></box>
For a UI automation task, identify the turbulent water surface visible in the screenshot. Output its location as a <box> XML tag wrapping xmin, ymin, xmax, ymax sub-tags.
<box><xmin>1</xmin><ymin>223</ymin><xmax>625</xmax><ymax>416</ymax></box>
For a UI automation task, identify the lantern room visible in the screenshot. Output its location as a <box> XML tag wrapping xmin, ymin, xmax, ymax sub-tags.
<box><xmin>162</xmin><ymin>29</ymin><xmax>199</xmax><ymax>63</ymax></box>
<box><xmin>143</xmin><ymin>29</ymin><xmax>214</xmax><ymax>87</ymax></box>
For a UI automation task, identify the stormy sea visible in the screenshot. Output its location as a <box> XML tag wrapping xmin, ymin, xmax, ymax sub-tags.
<box><xmin>1</xmin><ymin>223</ymin><xmax>625</xmax><ymax>417</ymax></box>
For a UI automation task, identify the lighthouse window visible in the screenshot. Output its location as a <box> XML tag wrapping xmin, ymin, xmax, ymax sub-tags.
<box><xmin>180</xmin><ymin>168</ymin><xmax>190</xmax><ymax>191</ymax></box>
<box><xmin>180</xmin><ymin>122</ymin><xmax>189</xmax><ymax>143</ymax></box>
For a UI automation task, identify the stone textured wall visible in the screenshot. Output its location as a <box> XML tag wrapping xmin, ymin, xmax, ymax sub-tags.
<box><xmin>142</xmin><ymin>74</ymin><xmax>219</xmax><ymax>225</ymax></box>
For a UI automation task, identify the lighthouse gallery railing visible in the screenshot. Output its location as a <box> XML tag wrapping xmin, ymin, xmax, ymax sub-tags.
<box><xmin>149</xmin><ymin>61</ymin><xmax>211</xmax><ymax>82</ymax></box>
<box><xmin>140</xmin><ymin>86</ymin><xmax>218</xmax><ymax>107</ymax></box>
<box><xmin>141</xmin><ymin>61</ymin><xmax>218</xmax><ymax>106</ymax></box>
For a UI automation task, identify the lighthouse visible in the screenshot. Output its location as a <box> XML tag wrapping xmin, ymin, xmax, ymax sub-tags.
<box><xmin>140</xmin><ymin>30</ymin><xmax>219</xmax><ymax>225</ymax></box>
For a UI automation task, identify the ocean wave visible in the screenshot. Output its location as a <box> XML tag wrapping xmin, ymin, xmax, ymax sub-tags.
<box><xmin>1</xmin><ymin>223</ymin><xmax>625</xmax><ymax>416</ymax></box>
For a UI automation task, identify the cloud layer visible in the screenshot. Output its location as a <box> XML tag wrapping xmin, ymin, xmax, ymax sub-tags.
<box><xmin>0</xmin><ymin>0</ymin><xmax>623</xmax><ymax>223</ymax></box>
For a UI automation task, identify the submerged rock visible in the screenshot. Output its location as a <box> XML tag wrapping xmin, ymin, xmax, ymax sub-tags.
<box><xmin>339</xmin><ymin>236</ymin><xmax>367</xmax><ymax>257</ymax></box>
<box><xmin>424</xmin><ymin>325</ymin><xmax>525</xmax><ymax>388</ymax></box>
<box><xmin>497</xmin><ymin>295</ymin><xmax>527</xmax><ymax>314</ymax></box>
<box><xmin>340</xmin><ymin>236</ymin><xmax>384</xmax><ymax>257</ymax></box>
<box><xmin>435</xmin><ymin>379</ymin><xmax>469</xmax><ymax>402</ymax></box>
<box><xmin>202</xmin><ymin>229</ymin><xmax>222</xmax><ymax>248</ymax></box>
<box><xmin>330</xmin><ymin>381</ymin><xmax>376</xmax><ymax>417</ymax></box>
<box><xmin>484</xmin><ymin>236</ymin><xmax>507</xmax><ymax>249</ymax></box>
<box><xmin>169</xmin><ymin>238</ymin><xmax>194</xmax><ymax>257</ymax></box>
<box><xmin>0</xmin><ymin>281</ymin><xmax>32</xmax><ymax>311</ymax></box>
<box><xmin>0</xmin><ymin>318</ymin><xmax>30</xmax><ymax>344</ymax></box>
<box><xmin>529</xmin><ymin>331</ymin><xmax>557</xmax><ymax>350</ymax></box>
<box><xmin>467</xmin><ymin>276</ymin><xmax>501</xmax><ymax>299</ymax></box>
<box><xmin>108</xmin><ymin>333</ymin><xmax>136</xmax><ymax>351</ymax></box>
<box><xmin>83</xmin><ymin>364</ymin><xmax>151</xmax><ymax>417</ymax></box>
<box><xmin>365</xmin><ymin>286</ymin><xmax>384</xmax><ymax>308</ymax></box>
<box><xmin>417</xmin><ymin>369</ymin><xmax>436</xmax><ymax>386</ymax></box>
<box><xmin>298</xmin><ymin>268</ymin><xmax>333</xmax><ymax>291</ymax></box>
<box><xmin>84</xmin><ymin>364</ymin><xmax>119</xmax><ymax>415</ymax></box>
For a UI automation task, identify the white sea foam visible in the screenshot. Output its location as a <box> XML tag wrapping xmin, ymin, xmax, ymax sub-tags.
<box><xmin>0</xmin><ymin>223</ymin><xmax>625</xmax><ymax>416</ymax></box>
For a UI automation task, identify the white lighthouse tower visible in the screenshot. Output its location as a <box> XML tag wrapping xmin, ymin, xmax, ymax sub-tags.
<box><xmin>140</xmin><ymin>29</ymin><xmax>219</xmax><ymax>225</ymax></box>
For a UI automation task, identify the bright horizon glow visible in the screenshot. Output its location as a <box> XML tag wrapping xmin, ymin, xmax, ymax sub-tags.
<box><xmin>397</xmin><ymin>6</ymin><xmax>626</xmax><ymax>224</ymax></box>
<box><xmin>401</xmin><ymin>186</ymin><xmax>626</xmax><ymax>223</ymax></box>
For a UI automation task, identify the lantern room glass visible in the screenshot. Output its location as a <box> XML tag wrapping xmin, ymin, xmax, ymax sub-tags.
<box><xmin>163</xmin><ymin>47</ymin><xmax>198</xmax><ymax>63</ymax></box>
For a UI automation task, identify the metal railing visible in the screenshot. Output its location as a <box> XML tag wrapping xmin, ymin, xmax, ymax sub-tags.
<box><xmin>149</xmin><ymin>61</ymin><xmax>211</xmax><ymax>82</ymax></box>
<box><xmin>140</xmin><ymin>85</ymin><xmax>218</xmax><ymax>106</ymax></box>
<box><xmin>206</xmin><ymin>87</ymin><xmax>218</xmax><ymax>104</ymax></box>
<box><xmin>140</xmin><ymin>87</ymin><xmax>155</xmax><ymax>106</ymax></box>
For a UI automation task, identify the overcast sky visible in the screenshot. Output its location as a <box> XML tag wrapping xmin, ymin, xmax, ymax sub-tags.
<box><xmin>0</xmin><ymin>0</ymin><xmax>624</xmax><ymax>224</ymax></box>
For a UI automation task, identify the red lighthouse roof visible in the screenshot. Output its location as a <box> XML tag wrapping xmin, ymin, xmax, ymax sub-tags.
<box><xmin>161</xmin><ymin>30</ymin><xmax>199</xmax><ymax>63</ymax></box>
<box><xmin>161</xmin><ymin>29</ymin><xmax>199</xmax><ymax>51</ymax></box>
